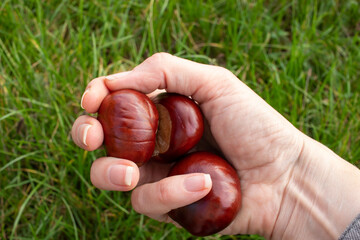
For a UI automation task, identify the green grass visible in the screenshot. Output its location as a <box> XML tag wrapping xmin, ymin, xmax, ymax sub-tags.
<box><xmin>1</xmin><ymin>0</ymin><xmax>359</xmax><ymax>239</ymax></box>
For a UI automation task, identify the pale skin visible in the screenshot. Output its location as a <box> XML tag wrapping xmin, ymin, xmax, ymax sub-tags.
<box><xmin>71</xmin><ymin>53</ymin><xmax>360</xmax><ymax>239</ymax></box>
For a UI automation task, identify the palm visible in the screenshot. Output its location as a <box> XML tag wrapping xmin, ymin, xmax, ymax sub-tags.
<box><xmin>203</xmin><ymin>91</ymin><xmax>303</xmax><ymax>236</ymax></box>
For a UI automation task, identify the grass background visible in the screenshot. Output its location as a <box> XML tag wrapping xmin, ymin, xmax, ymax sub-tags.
<box><xmin>1</xmin><ymin>0</ymin><xmax>359</xmax><ymax>239</ymax></box>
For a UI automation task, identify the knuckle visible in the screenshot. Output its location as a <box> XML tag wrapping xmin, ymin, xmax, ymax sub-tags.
<box><xmin>208</xmin><ymin>65</ymin><xmax>237</xmax><ymax>86</ymax></box>
<box><xmin>147</xmin><ymin>52</ymin><xmax>171</xmax><ymax>65</ymax></box>
<box><xmin>213</xmin><ymin>65</ymin><xmax>233</xmax><ymax>77</ymax></box>
<box><xmin>158</xmin><ymin>180</ymin><xmax>171</xmax><ymax>205</ymax></box>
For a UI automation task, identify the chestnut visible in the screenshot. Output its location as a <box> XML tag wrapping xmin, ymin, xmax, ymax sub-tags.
<box><xmin>97</xmin><ymin>89</ymin><xmax>159</xmax><ymax>166</ymax></box>
<box><xmin>151</xmin><ymin>93</ymin><xmax>204</xmax><ymax>163</ymax></box>
<box><xmin>98</xmin><ymin>90</ymin><xmax>204</xmax><ymax>166</ymax></box>
<box><xmin>168</xmin><ymin>152</ymin><xmax>242</xmax><ymax>236</ymax></box>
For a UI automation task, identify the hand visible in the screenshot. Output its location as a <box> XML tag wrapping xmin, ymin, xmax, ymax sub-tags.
<box><xmin>71</xmin><ymin>53</ymin><xmax>360</xmax><ymax>239</ymax></box>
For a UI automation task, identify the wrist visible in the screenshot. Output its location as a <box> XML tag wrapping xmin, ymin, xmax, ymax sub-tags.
<box><xmin>272</xmin><ymin>135</ymin><xmax>360</xmax><ymax>239</ymax></box>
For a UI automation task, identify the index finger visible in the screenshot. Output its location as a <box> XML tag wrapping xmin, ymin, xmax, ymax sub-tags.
<box><xmin>104</xmin><ymin>53</ymin><xmax>237</xmax><ymax>104</ymax></box>
<box><xmin>80</xmin><ymin>75</ymin><xmax>165</xmax><ymax>114</ymax></box>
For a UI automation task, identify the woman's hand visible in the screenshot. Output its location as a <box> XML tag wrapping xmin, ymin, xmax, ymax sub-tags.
<box><xmin>71</xmin><ymin>53</ymin><xmax>360</xmax><ymax>239</ymax></box>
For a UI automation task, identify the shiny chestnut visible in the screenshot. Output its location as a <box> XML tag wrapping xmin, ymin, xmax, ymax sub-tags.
<box><xmin>168</xmin><ymin>152</ymin><xmax>242</xmax><ymax>236</ymax></box>
<box><xmin>97</xmin><ymin>89</ymin><xmax>158</xmax><ymax>166</ymax></box>
<box><xmin>151</xmin><ymin>93</ymin><xmax>204</xmax><ymax>163</ymax></box>
<box><xmin>98</xmin><ymin>90</ymin><xmax>204</xmax><ymax>166</ymax></box>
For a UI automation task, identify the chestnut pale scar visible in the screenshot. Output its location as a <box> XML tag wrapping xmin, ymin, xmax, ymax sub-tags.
<box><xmin>153</xmin><ymin>104</ymin><xmax>172</xmax><ymax>156</ymax></box>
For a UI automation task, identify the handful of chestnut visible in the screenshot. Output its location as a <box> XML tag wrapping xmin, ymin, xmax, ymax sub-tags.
<box><xmin>97</xmin><ymin>89</ymin><xmax>242</xmax><ymax>236</ymax></box>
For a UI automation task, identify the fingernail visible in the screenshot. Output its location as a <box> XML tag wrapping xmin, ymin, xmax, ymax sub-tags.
<box><xmin>80</xmin><ymin>124</ymin><xmax>92</xmax><ymax>146</ymax></box>
<box><xmin>80</xmin><ymin>89</ymin><xmax>90</xmax><ymax>109</ymax></box>
<box><xmin>184</xmin><ymin>174</ymin><xmax>212</xmax><ymax>192</ymax></box>
<box><xmin>106</xmin><ymin>71</ymin><xmax>131</xmax><ymax>81</ymax></box>
<box><xmin>109</xmin><ymin>165</ymin><xmax>134</xmax><ymax>186</ymax></box>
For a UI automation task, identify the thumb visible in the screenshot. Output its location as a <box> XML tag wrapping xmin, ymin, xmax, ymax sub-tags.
<box><xmin>104</xmin><ymin>53</ymin><xmax>239</xmax><ymax>104</ymax></box>
<box><xmin>131</xmin><ymin>173</ymin><xmax>212</xmax><ymax>221</ymax></box>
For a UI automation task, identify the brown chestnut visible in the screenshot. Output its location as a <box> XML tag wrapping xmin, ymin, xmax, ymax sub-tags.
<box><xmin>98</xmin><ymin>90</ymin><xmax>204</xmax><ymax>166</ymax></box>
<box><xmin>97</xmin><ymin>89</ymin><xmax>159</xmax><ymax>166</ymax></box>
<box><xmin>151</xmin><ymin>93</ymin><xmax>204</xmax><ymax>163</ymax></box>
<box><xmin>168</xmin><ymin>151</ymin><xmax>242</xmax><ymax>236</ymax></box>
